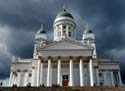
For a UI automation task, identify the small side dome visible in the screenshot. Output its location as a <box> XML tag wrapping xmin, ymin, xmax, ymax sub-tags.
<box><xmin>56</xmin><ymin>10</ymin><xmax>74</xmax><ymax>19</ymax></box>
<box><xmin>84</xmin><ymin>29</ymin><xmax>93</xmax><ymax>33</ymax></box>
<box><xmin>37</xmin><ymin>24</ymin><xmax>46</xmax><ymax>34</ymax></box>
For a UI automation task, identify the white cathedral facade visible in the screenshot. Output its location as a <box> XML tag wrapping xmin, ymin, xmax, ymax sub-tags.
<box><xmin>9</xmin><ymin>8</ymin><xmax>122</xmax><ymax>87</ymax></box>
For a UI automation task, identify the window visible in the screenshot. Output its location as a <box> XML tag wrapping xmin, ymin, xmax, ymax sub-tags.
<box><xmin>29</xmin><ymin>73</ymin><xmax>32</xmax><ymax>77</ymax></box>
<box><xmin>100</xmin><ymin>82</ymin><xmax>103</xmax><ymax>86</ymax></box>
<box><xmin>68</xmin><ymin>31</ymin><xmax>71</xmax><ymax>37</ymax></box>
<box><xmin>63</xmin><ymin>31</ymin><xmax>66</xmax><ymax>34</ymax></box>
<box><xmin>68</xmin><ymin>26</ymin><xmax>71</xmax><ymax>30</ymax></box>
<box><xmin>63</xmin><ymin>75</ymin><xmax>68</xmax><ymax>80</ymax></box>
<box><xmin>63</xmin><ymin>25</ymin><xmax>66</xmax><ymax>29</ymax></box>
<box><xmin>99</xmin><ymin>73</ymin><xmax>102</xmax><ymax>77</ymax></box>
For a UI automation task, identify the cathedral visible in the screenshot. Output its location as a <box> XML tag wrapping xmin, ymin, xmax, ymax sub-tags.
<box><xmin>9</xmin><ymin>8</ymin><xmax>122</xmax><ymax>87</ymax></box>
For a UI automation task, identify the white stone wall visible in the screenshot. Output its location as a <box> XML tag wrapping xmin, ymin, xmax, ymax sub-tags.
<box><xmin>31</xmin><ymin>59</ymin><xmax>39</xmax><ymax>86</ymax></box>
<box><xmin>99</xmin><ymin>63</ymin><xmax>120</xmax><ymax>70</ymax></box>
<box><xmin>84</xmin><ymin>64</ymin><xmax>90</xmax><ymax>86</ymax></box>
<box><xmin>9</xmin><ymin>57</ymin><xmax>122</xmax><ymax>87</ymax></box>
<box><xmin>42</xmin><ymin>66</ymin><xmax>47</xmax><ymax>86</ymax></box>
<box><xmin>98</xmin><ymin>62</ymin><xmax>121</xmax><ymax>86</ymax></box>
<box><xmin>73</xmin><ymin>68</ymin><xmax>80</xmax><ymax>86</ymax></box>
<box><xmin>39</xmin><ymin>50</ymin><xmax>92</xmax><ymax>57</ymax></box>
<box><xmin>9</xmin><ymin>59</ymin><xmax>32</xmax><ymax>86</ymax></box>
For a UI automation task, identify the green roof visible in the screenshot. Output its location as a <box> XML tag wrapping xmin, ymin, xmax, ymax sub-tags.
<box><xmin>84</xmin><ymin>29</ymin><xmax>93</xmax><ymax>33</ymax></box>
<box><xmin>84</xmin><ymin>24</ymin><xmax>93</xmax><ymax>33</ymax></box>
<box><xmin>56</xmin><ymin>10</ymin><xmax>74</xmax><ymax>19</ymax></box>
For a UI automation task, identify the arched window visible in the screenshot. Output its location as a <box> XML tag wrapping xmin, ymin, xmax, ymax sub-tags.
<box><xmin>68</xmin><ymin>31</ymin><xmax>71</xmax><ymax>37</ymax></box>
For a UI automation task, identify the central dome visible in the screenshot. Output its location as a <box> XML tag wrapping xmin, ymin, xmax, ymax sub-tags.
<box><xmin>56</xmin><ymin>10</ymin><xmax>74</xmax><ymax>19</ymax></box>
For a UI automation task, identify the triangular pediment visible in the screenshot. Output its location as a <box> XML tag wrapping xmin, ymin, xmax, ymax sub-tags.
<box><xmin>40</xmin><ymin>39</ymin><xmax>92</xmax><ymax>50</ymax></box>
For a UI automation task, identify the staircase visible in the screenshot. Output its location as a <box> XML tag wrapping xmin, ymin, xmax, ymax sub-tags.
<box><xmin>0</xmin><ymin>86</ymin><xmax>125</xmax><ymax>91</ymax></box>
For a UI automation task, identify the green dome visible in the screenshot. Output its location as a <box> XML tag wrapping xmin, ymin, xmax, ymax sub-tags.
<box><xmin>84</xmin><ymin>24</ymin><xmax>93</xmax><ymax>33</ymax></box>
<box><xmin>37</xmin><ymin>24</ymin><xmax>46</xmax><ymax>34</ymax></box>
<box><xmin>39</xmin><ymin>29</ymin><xmax>46</xmax><ymax>33</ymax></box>
<box><xmin>56</xmin><ymin>10</ymin><xmax>74</xmax><ymax>19</ymax></box>
<box><xmin>84</xmin><ymin>29</ymin><xmax>93</xmax><ymax>33</ymax></box>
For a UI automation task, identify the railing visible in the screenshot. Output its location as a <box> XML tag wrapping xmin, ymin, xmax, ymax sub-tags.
<box><xmin>0</xmin><ymin>86</ymin><xmax>125</xmax><ymax>91</ymax></box>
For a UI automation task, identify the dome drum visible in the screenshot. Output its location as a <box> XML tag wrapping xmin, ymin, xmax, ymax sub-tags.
<box><xmin>54</xmin><ymin>21</ymin><xmax>76</xmax><ymax>29</ymax></box>
<box><xmin>53</xmin><ymin>10</ymin><xmax>76</xmax><ymax>41</ymax></box>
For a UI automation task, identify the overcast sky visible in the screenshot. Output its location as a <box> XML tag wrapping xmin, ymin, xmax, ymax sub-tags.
<box><xmin>0</xmin><ymin>0</ymin><xmax>125</xmax><ymax>85</ymax></box>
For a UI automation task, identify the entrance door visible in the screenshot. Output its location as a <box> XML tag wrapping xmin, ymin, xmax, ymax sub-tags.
<box><xmin>62</xmin><ymin>75</ymin><xmax>69</xmax><ymax>86</ymax></box>
<box><xmin>63</xmin><ymin>80</ymin><xmax>68</xmax><ymax>86</ymax></box>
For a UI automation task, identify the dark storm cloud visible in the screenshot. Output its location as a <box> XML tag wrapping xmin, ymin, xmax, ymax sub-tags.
<box><xmin>6</xmin><ymin>30</ymin><xmax>34</xmax><ymax>58</ymax></box>
<box><xmin>69</xmin><ymin>0</ymin><xmax>123</xmax><ymax>56</ymax></box>
<box><xmin>0</xmin><ymin>26</ymin><xmax>35</xmax><ymax>79</ymax></box>
<box><xmin>0</xmin><ymin>54</ymin><xmax>11</xmax><ymax>79</ymax></box>
<box><xmin>0</xmin><ymin>0</ymin><xmax>61</xmax><ymax>30</ymax></box>
<box><xmin>0</xmin><ymin>0</ymin><xmax>125</xmax><ymax>83</ymax></box>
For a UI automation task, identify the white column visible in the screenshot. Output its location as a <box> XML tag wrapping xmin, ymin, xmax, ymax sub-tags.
<box><xmin>118</xmin><ymin>71</ymin><xmax>122</xmax><ymax>86</ymax></box>
<box><xmin>24</xmin><ymin>71</ymin><xmax>29</xmax><ymax>86</ymax></box>
<box><xmin>17</xmin><ymin>71</ymin><xmax>21</xmax><ymax>86</ymax></box>
<box><xmin>9</xmin><ymin>72</ymin><xmax>13</xmax><ymax>86</ymax></box>
<box><xmin>96</xmin><ymin>68</ymin><xmax>99</xmax><ymax>86</ymax></box>
<box><xmin>69</xmin><ymin>58</ymin><xmax>74</xmax><ymax>86</ymax></box>
<box><xmin>13</xmin><ymin>73</ymin><xmax>16</xmax><ymax>85</ymax></box>
<box><xmin>66</xmin><ymin>25</ymin><xmax>68</xmax><ymax>38</ymax></box>
<box><xmin>47</xmin><ymin>58</ymin><xmax>52</xmax><ymax>86</ymax></box>
<box><xmin>40</xmin><ymin>62</ymin><xmax>43</xmax><ymax>85</ymax></box>
<box><xmin>37</xmin><ymin>60</ymin><xmax>41</xmax><ymax>86</ymax></box>
<box><xmin>61</xmin><ymin>24</ymin><xmax>63</xmax><ymax>38</ymax></box>
<box><xmin>33</xmin><ymin>43</ymin><xmax>38</xmax><ymax>59</ymax></box>
<box><xmin>79</xmin><ymin>58</ymin><xmax>84</xmax><ymax>86</ymax></box>
<box><xmin>31</xmin><ymin>67</ymin><xmax>35</xmax><ymax>86</ymax></box>
<box><xmin>89</xmin><ymin>59</ymin><xmax>94</xmax><ymax>86</ymax></box>
<box><xmin>57</xmin><ymin>58</ymin><xmax>61</xmax><ymax>86</ymax></box>
<box><xmin>60</xmin><ymin>75</ymin><xmax>62</xmax><ymax>86</ymax></box>
<box><xmin>111</xmin><ymin>71</ymin><xmax>115</xmax><ymax>86</ymax></box>
<box><xmin>13</xmin><ymin>72</ymin><xmax>17</xmax><ymax>85</ymax></box>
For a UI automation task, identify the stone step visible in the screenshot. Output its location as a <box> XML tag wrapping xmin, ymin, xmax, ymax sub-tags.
<box><xmin>0</xmin><ymin>87</ymin><xmax>125</xmax><ymax>91</ymax></box>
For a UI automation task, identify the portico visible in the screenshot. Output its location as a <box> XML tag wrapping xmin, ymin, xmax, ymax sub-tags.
<box><xmin>36</xmin><ymin>56</ymin><xmax>94</xmax><ymax>86</ymax></box>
